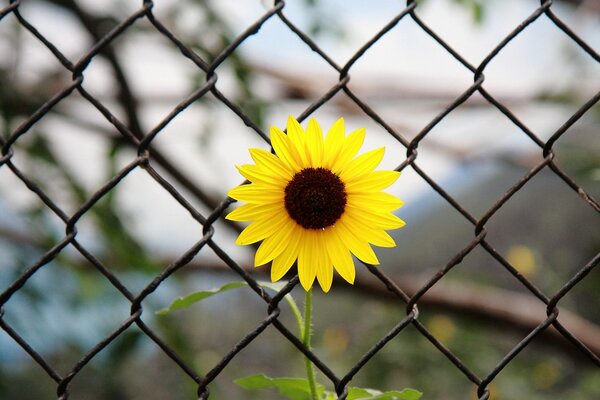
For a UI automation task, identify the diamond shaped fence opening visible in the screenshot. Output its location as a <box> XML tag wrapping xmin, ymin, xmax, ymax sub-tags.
<box><xmin>0</xmin><ymin>0</ymin><xmax>599</xmax><ymax>399</ymax></box>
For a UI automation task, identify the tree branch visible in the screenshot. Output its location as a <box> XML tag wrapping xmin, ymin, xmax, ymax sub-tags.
<box><xmin>1</xmin><ymin>219</ymin><xmax>597</xmax><ymax>359</ymax></box>
<box><xmin>174</xmin><ymin>261</ymin><xmax>600</xmax><ymax>358</ymax></box>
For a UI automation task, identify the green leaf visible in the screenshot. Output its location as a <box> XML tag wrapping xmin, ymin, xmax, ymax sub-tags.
<box><xmin>234</xmin><ymin>374</ymin><xmax>325</xmax><ymax>400</ymax></box>
<box><xmin>347</xmin><ymin>387</ymin><xmax>422</xmax><ymax>400</ymax></box>
<box><xmin>156</xmin><ymin>280</ymin><xmax>289</xmax><ymax>315</ymax></box>
<box><xmin>155</xmin><ymin>282</ymin><xmax>248</xmax><ymax>315</ymax></box>
<box><xmin>472</xmin><ymin>1</ymin><xmax>483</xmax><ymax>24</ymax></box>
<box><xmin>234</xmin><ymin>376</ymin><xmax>421</xmax><ymax>400</ymax></box>
<box><xmin>371</xmin><ymin>389</ymin><xmax>422</xmax><ymax>400</ymax></box>
<box><xmin>347</xmin><ymin>388</ymin><xmax>382</xmax><ymax>399</ymax></box>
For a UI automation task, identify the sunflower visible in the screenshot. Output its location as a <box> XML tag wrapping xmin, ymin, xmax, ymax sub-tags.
<box><xmin>227</xmin><ymin>116</ymin><xmax>405</xmax><ymax>292</ymax></box>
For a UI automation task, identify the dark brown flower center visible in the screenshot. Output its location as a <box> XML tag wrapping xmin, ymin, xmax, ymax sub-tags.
<box><xmin>284</xmin><ymin>167</ymin><xmax>347</xmax><ymax>230</ymax></box>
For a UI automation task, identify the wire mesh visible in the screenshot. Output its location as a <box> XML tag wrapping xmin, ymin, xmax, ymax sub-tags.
<box><xmin>0</xmin><ymin>0</ymin><xmax>599</xmax><ymax>399</ymax></box>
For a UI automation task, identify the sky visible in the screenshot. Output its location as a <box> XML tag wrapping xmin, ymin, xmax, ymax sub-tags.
<box><xmin>0</xmin><ymin>0</ymin><xmax>598</xmax><ymax>361</ymax></box>
<box><xmin>0</xmin><ymin>0</ymin><xmax>598</xmax><ymax>258</ymax></box>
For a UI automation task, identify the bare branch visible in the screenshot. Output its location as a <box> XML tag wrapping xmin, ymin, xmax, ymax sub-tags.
<box><xmin>2</xmin><ymin>218</ymin><xmax>596</xmax><ymax>358</ymax></box>
<box><xmin>165</xmin><ymin>260</ymin><xmax>600</xmax><ymax>357</ymax></box>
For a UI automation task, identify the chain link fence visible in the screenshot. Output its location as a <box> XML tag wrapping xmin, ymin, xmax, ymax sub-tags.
<box><xmin>0</xmin><ymin>0</ymin><xmax>599</xmax><ymax>399</ymax></box>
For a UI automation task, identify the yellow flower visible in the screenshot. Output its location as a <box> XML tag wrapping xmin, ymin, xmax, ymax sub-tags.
<box><xmin>227</xmin><ymin>116</ymin><xmax>405</xmax><ymax>292</ymax></box>
<box><xmin>506</xmin><ymin>245</ymin><xmax>537</xmax><ymax>278</ymax></box>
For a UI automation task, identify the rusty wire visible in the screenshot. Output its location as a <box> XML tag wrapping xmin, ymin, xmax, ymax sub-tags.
<box><xmin>0</xmin><ymin>0</ymin><xmax>599</xmax><ymax>399</ymax></box>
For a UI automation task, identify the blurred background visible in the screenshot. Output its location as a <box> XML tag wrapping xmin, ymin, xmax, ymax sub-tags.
<box><xmin>0</xmin><ymin>0</ymin><xmax>599</xmax><ymax>399</ymax></box>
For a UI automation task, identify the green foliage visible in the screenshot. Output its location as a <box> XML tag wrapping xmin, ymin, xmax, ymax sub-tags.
<box><xmin>159</xmin><ymin>283</ymin><xmax>422</xmax><ymax>400</ymax></box>
<box><xmin>450</xmin><ymin>0</ymin><xmax>484</xmax><ymax>23</ymax></box>
<box><xmin>417</xmin><ymin>0</ymin><xmax>485</xmax><ymax>24</ymax></box>
<box><xmin>17</xmin><ymin>133</ymin><xmax>156</xmax><ymax>271</ymax></box>
<box><xmin>346</xmin><ymin>387</ymin><xmax>422</xmax><ymax>400</ymax></box>
<box><xmin>234</xmin><ymin>374</ymin><xmax>422</xmax><ymax>400</ymax></box>
<box><xmin>234</xmin><ymin>374</ymin><xmax>327</xmax><ymax>400</ymax></box>
<box><xmin>4</xmin><ymin>1</ymin><xmax>597</xmax><ymax>399</ymax></box>
<box><xmin>156</xmin><ymin>281</ymin><xmax>249</xmax><ymax>314</ymax></box>
<box><xmin>557</xmin><ymin>144</ymin><xmax>600</xmax><ymax>182</ymax></box>
<box><xmin>157</xmin><ymin>280</ymin><xmax>289</xmax><ymax>315</ymax></box>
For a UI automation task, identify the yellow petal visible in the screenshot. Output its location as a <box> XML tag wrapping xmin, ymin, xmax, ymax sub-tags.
<box><xmin>322</xmin><ymin>118</ymin><xmax>345</xmax><ymax>169</ymax></box>
<box><xmin>249</xmin><ymin>148</ymin><xmax>293</xmax><ymax>180</ymax></box>
<box><xmin>347</xmin><ymin>192</ymin><xmax>404</xmax><ymax>212</ymax></box>
<box><xmin>286</xmin><ymin>116</ymin><xmax>310</xmax><ymax>167</ymax></box>
<box><xmin>340</xmin><ymin>212</ymin><xmax>397</xmax><ymax>247</ymax></box>
<box><xmin>270</xmin><ymin>126</ymin><xmax>302</xmax><ymax>172</ymax></box>
<box><xmin>298</xmin><ymin>230</ymin><xmax>318</xmax><ymax>291</ymax></box>
<box><xmin>255</xmin><ymin>219</ymin><xmax>296</xmax><ymax>266</ymax></box>
<box><xmin>228</xmin><ymin>184</ymin><xmax>283</xmax><ymax>204</ymax></box>
<box><xmin>339</xmin><ymin>147</ymin><xmax>385</xmax><ymax>182</ymax></box>
<box><xmin>335</xmin><ymin>218</ymin><xmax>380</xmax><ymax>265</ymax></box>
<box><xmin>305</xmin><ymin>118</ymin><xmax>324</xmax><ymax>168</ymax></box>
<box><xmin>315</xmin><ymin>237</ymin><xmax>333</xmax><ymax>293</ymax></box>
<box><xmin>271</xmin><ymin>225</ymin><xmax>302</xmax><ymax>281</ymax></box>
<box><xmin>324</xmin><ymin>228</ymin><xmax>356</xmax><ymax>284</ymax></box>
<box><xmin>367</xmin><ymin>229</ymin><xmax>396</xmax><ymax>248</ymax></box>
<box><xmin>236</xmin><ymin>164</ymin><xmax>287</xmax><ymax>188</ymax></box>
<box><xmin>226</xmin><ymin>203</ymin><xmax>284</xmax><ymax>222</ymax></box>
<box><xmin>236</xmin><ymin>216</ymin><xmax>287</xmax><ymax>246</ymax></box>
<box><xmin>330</xmin><ymin>128</ymin><xmax>366</xmax><ymax>174</ymax></box>
<box><xmin>347</xmin><ymin>206</ymin><xmax>406</xmax><ymax>230</ymax></box>
<box><xmin>345</xmin><ymin>170</ymin><xmax>400</xmax><ymax>193</ymax></box>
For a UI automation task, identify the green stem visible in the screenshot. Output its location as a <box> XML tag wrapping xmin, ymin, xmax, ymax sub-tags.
<box><xmin>286</xmin><ymin>294</ymin><xmax>304</xmax><ymax>340</ymax></box>
<box><xmin>303</xmin><ymin>289</ymin><xmax>319</xmax><ymax>400</ymax></box>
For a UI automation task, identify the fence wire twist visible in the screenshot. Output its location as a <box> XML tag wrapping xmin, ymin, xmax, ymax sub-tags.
<box><xmin>0</xmin><ymin>0</ymin><xmax>599</xmax><ymax>399</ymax></box>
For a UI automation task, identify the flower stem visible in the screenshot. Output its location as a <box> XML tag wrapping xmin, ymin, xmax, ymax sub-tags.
<box><xmin>303</xmin><ymin>289</ymin><xmax>319</xmax><ymax>400</ymax></box>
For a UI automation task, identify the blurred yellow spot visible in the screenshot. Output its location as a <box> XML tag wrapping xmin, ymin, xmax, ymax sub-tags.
<box><xmin>506</xmin><ymin>245</ymin><xmax>537</xmax><ymax>278</ymax></box>
<box><xmin>323</xmin><ymin>326</ymin><xmax>350</xmax><ymax>355</ymax></box>
<box><xmin>427</xmin><ymin>315</ymin><xmax>456</xmax><ymax>343</ymax></box>
<box><xmin>533</xmin><ymin>360</ymin><xmax>561</xmax><ymax>390</ymax></box>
